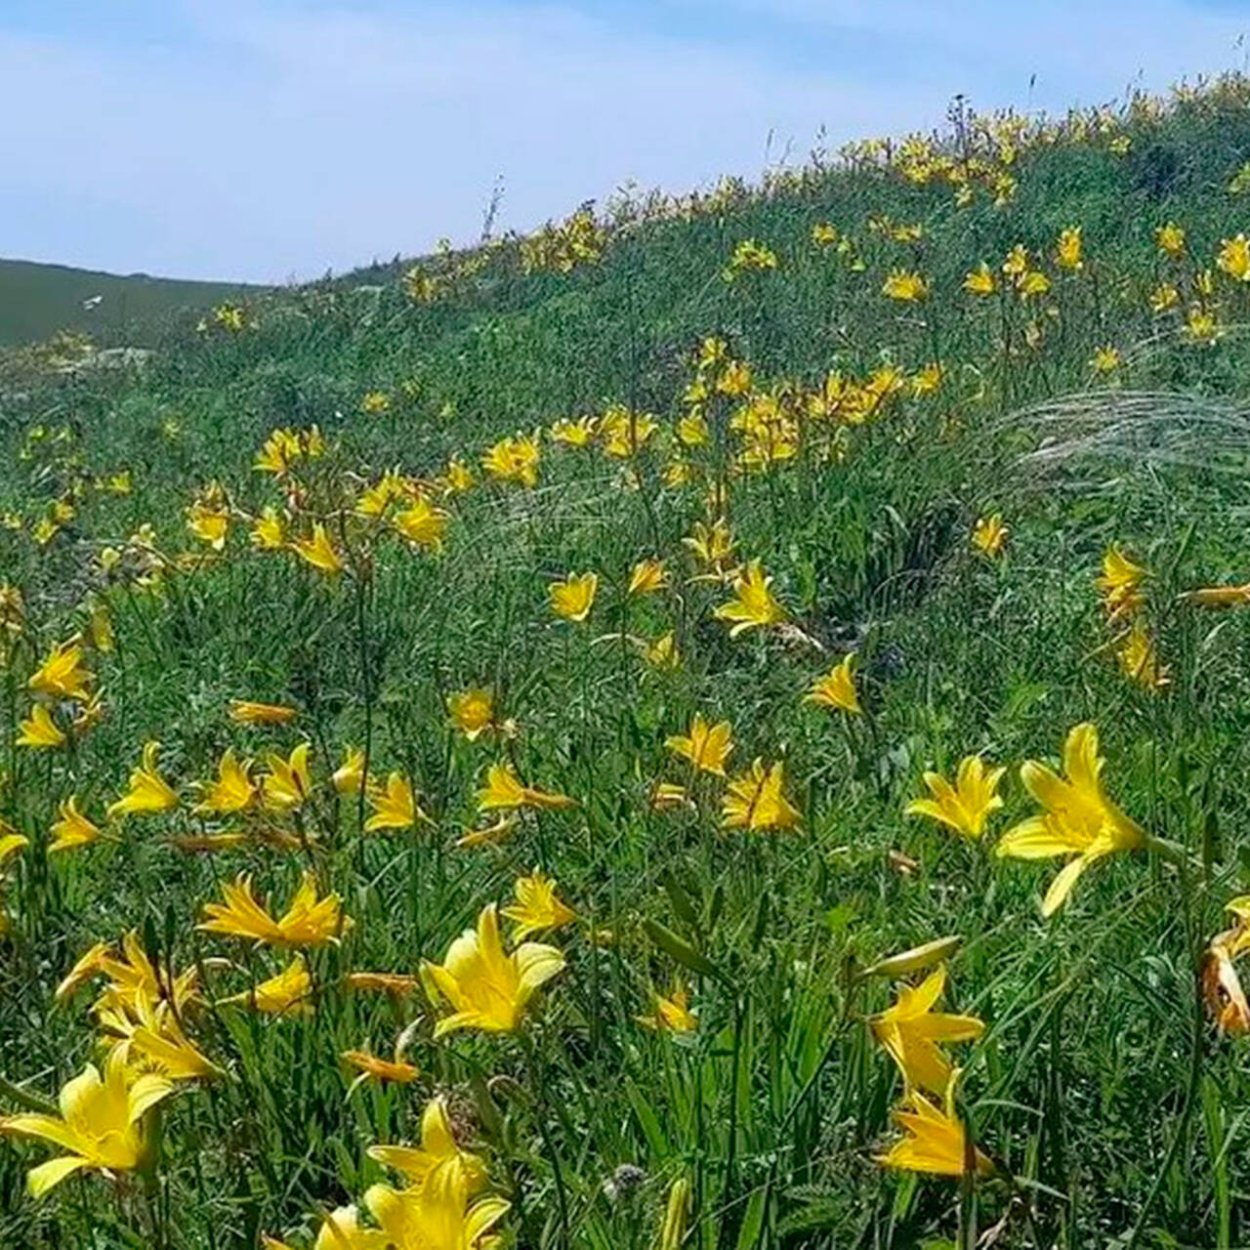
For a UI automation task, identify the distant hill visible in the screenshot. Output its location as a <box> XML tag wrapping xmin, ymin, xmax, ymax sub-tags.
<box><xmin>0</xmin><ymin>257</ymin><xmax>265</xmax><ymax>347</ymax></box>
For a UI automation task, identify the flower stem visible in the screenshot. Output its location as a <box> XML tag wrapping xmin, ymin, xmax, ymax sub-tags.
<box><xmin>522</xmin><ymin>1033</ymin><xmax>571</xmax><ymax>1248</ymax></box>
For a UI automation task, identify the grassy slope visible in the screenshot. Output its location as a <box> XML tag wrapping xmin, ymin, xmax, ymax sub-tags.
<box><xmin>0</xmin><ymin>257</ymin><xmax>263</xmax><ymax>347</ymax></box>
<box><xmin>2</xmin><ymin>84</ymin><xmax>1250</xmax><ymax>1248</ymax></box>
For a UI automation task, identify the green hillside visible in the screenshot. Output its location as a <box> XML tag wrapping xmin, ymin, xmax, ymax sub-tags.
<box><xmin>5</xmin><ymin>77</ymin><xmax>1250</xmax><ymax>1249</ymax></box>
<box><xmin>0</xmin><ymin>256</ymin><xmax>263</xmax><ymax>348</ymax></box>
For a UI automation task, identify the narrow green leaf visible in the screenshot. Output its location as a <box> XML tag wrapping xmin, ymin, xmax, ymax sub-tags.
<box><xmin>644</xmin><ymin>918</ymin><xmax>721</xmax><ymax>980</ymax></box>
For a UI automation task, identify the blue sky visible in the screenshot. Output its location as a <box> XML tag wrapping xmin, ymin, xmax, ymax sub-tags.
<box><xmin>3</xmin><ymin>0</ymin><xmax>1249</xmax><ymax>281</ymax></box>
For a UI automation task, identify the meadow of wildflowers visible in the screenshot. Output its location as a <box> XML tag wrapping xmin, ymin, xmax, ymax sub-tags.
<box><xmin>6</xmin><ymin>74</ymin><xmax>1250</xmax><ymax>1248</ymax></box>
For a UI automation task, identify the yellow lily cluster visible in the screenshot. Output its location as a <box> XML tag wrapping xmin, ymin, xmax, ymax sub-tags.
<box><xmin>1095</xmin><ymin>544</ymin><xmax>1169</xmax><ymax>690</ymax></box>
<box><xmin>265</xmin><ymin>1097</ymin><xmax>509</xmax><ymax>1250</ymax></box>
<box><xmin>17</xmin><ymin>638</ymin><xmax>102</xmax><ymax>751</ymax></box>
<box><xmin>660</xmin><ymin>713</ymin><xmax>800</xmax><ymax>832</ymax></box>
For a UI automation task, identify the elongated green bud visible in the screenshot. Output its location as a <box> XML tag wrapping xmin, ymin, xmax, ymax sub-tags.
<box><xmin>659</xmin><ymin>1175</ymin><xmax>691</xmax><ymax>1250</ymax></box>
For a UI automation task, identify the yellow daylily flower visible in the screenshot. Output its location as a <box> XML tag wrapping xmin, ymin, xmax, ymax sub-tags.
<box><xmin>1096</xmin><ymin>545</ymin><xmax>1146</xmax><ymax>621</ymax></box>
<box><xmin>1187</xmin><ymin>303</ymin><xmax>1223</xmax><ymax>344</ymax></box>
<box><xmin>292</xmin><ymin>523</ymin><xmax>345</xmax><ymax>574</ymax></box>
<box><xmin>263</xmin><ymin>1205</ymin><xmax>386</xmax><ymax>1250</ymax></box>
<box><xmin>501</xmin><ymin>871</ymin><xmax>577</xmax><ymax>940</ymax></box>
<box><xmin>642</xmin><ymin>631</ymin><xmax>680</xmax><ymax>669</ymax></box>
<box><xmin>250</xmin><ymin>507</ymin><xmax>287</xmax><ymax>551</ymax></box>
<box><xmin>104</xmin><ymin>935</ymin><xmax>199</xmax><ymax>1013</ymax></box>
<box><xmin>962</xmin><ymin>262</ymin><xmax>997</xmax><ymax>295</ymax></box>
<box><xmin>57</xmin><ymin>930</ymin><xmax>199</xmax><ymax>1015</ymax></box>
<box><xmin>549</xmin><ymin>572</ymin><xmax>598</xmax><ymax>623</ymax></box>
<box><xmin>477</xmin><ymin>762</ymin><xmax>574</xmax><ymax>813</ymax></box>
<box><xmin>28</xmin><ymin>639</ymin><xmax>94</xmax><ymax>701</ymax></box>
<box><xmin>260</xmin><ymin>743</ymin><xmax>313</xmax><ymax>811</ymax></box>
<box><xmin>995</xmin><ymin>723</ymin><xmax>1148</xmax><ymax>916</ymax></box>
<box><xmin>1149</xmin><ymin>281</ymin><xmax>1181</xmax><ymax>313</ymax></box>
<box><xmin>1016</xmin><ymin>269</ymin><xmax>1050</xmax><ymax>298</ymax></box>
<box><xmin>1117</xmin><ymin>618</ymin><xmax>1170</xmax><ymax>690</ymax></box>
<box><xmin>602</xmin><ymin>410</ymin><xmax>658</xmax><ymax>458</ymax></box>
<box><xmin>198</xmin><ymin>872</ymin><xmax>351</xmax><ymax>947</ymax></box>
<box><xmin>99</xmin><ymin>989</ymin><xmax>220</xmax><ymax>1081</ymax></box>
<box><xmin>714</xmin><ymin>560</ymin><xmax>786</xmax><ymax>636</ymax></box>
<box><xmin>869</xmin><ymin>966</ymin><xmax>985</xmax><ymax>1094</ymax></box>
<box><xmin>721</xmin><ymin>758</ymin><xmax>801</xmax><ymax>832</ymax></box>
<box><xmin>1000</xmin><ymin>245</ymin><xmax>1030</xmax><ymax>277</ymax></box>
<box><xmin>723</xmin><ymin>238</ymin><xmax>778</xmax><ymax>279</ymax></box>
<box><xmin>221</xmin><ymin>956</ymin><xmax>313</xmax><ymax>1016</ymax></box>
<box><xmin>254</xmin><ymin>428</ymin><xmax>301</xmax><ymax>476</ymax></box>
<box><xmin>229</xmin><ymin>699</ymin><xmax>298</xmax><ymax>725</ymax></box>
<box><xmin>683</xmin><ymin>518</ymin><xmax>736</xmax><ymax>570</ymax></box>
<box><xmin>0</xmin><ymin>1049</ymin><xmax>173</xmax><ymax>1198</ymax></box>
<box><xmin>717</xmin><ymin>359</ymin><xmax>753</xmax><ymax>395</ymax></box>
<box><xmin>55</xmin><ymin>941</ymin><xmax>111</xmax><ymax>1002</ymax></box>
<box><xmin>456</xmin><ymin>814</ymin><xmax>518</xmax><ymax>848</ymax></box>
<box><xmin>876</xmin><ymin>1077</ymin><xmax>993</xmax><ymax>1178</ymax></box>
<box><xmin>637</xmin><ymin>982</ymin><xmax>698</xmax><ymax>1033</ymax></box>
<box><xmin>31</xmin><ymin>516</ymin><xmax>61</xmax><ymax>546</ymax></box>
<box><xmin>1055</xmin><ymin>225</ymin><xmax>1083</xmax><ymax>271</ymax></box>
<box><xmin>1216</xmin><ymin>896</ymin><xmax>1250</xmax><ymax>957</ymax></box>
<box><xmin>49</xmin><ymin>797</ymin><xmax>104</xmax><ymax>853</ymax></box>
<box><xmin>911</xmin><ymin>362</ymin><xmax>944</xmax><ymax>396</ymax></box>
<box><xmin>628</xmin><ymin>559</ymin><xmax>668</xmax><ymax>596</ymax></box>
<box><xmin>342</xmin><ymin>1050</ymin><xmax>421</xmax><ymax>1088</ymax></box>
<box><xmin>108</xmin><ymin>741</ymin><xmax>178</xmax><ymax>819</ymax></box>
<box><xmin>343</xmin><ymin>971</ymin><xmax>421</xmax><ymax>996</ymax></box>
<box><xmin>806</xmin><ymin>654</ymin><xmax>861</xmax><ymax>714</ymax></box>
<box><xmin>0</xmin><ymin>828</ymin><xmax>29</xmax><ymax>868</ymax></box>
<box><xmin>71</xmin><ymin>691</ymin><xmax>105</xmax><ymax>736</ymax></box>
<box><xmin>650</xmin><ymin>781</ymin><xmax>692</xmax><ymax>811</ymax></box>
<box><xmin>1091</xmin><ymin>345</ymin><xmax>1122</xmax><ymax>373</ymax></box>
<box><xmin>905</xmin><ymin>756</ymin><xmax>1005</xmax><ymax>840</ymax></box>
<box><xmin>16</xmin><ymin>703</ymin><xmax>67</xmax><ymax>749</ymax></box>
<box><xmin>443</xmin><ymin>457</ymin><xmax>475</xmax><ymax>493</ymax></box>
<box><xmin>333</xmin><ymin>745</ymin><xmax>366</xmax><ymax>794</ymax></box>
<box><xmin>448</xmin><ymin>688</ymin><xmax>495</xmax><ymax>741</ymax></box>
<box><xmin>186</xmin><ymin>499</ymin><xmax>229</xmax><ymax>550</ymax></box>
<box><xmin>1204</xmin><ymin>926</ymin><xmax>1250</xmax><ymax>1034</ymax></box>
<box><xmin>664</xmin><ymin>713</ymin><xmax>733</xmax><ymax>777</ymax></box>
<box><xmin>1217</xmin><ymin>232</ymin><xmax>1250</xmax><ymax>282</ymax></box>
<box><xmin>364</xmin><ymin>1168</ymin><xmax>509</xmax><ymax>1250</ymax></box>
<box><xmin>482</xmin><ymin>433</ymin><xmax>541</xmax><ymax>489</ymax></box>
<box><xmin>882</xmin><ymin>269</ymin><xmax>928</xmax><ymax>301</ymax></box>
<box><xmin>87</xmin><ymin>602</ymin><xmax>114</xmax><ymax>654</ymax></box>
<box><xmin>474</xmin><ymin>764</ymin><xmax>527</xmax><ymax>814</ymax></box>
<box><xmin>421</xmin><ymin>903</ymin><xmax>565</xmax><ymax>1036</ymax></box>
<box><xmin>194</xmin><ymin>748</ymin><xmax>255</xmax><ymax>815</ymax></box>
<box><xmin>393</xmin><ymin>497</ymin><xmax>449</xmax><ymax>552</ymax></box>
<box><xmin>548</xmin><ymin>415</ymin><xmax>598</xmax><ymax>446</ymax></box>
<box><xmin>368</xmin><ymin>1095</ymin><xmax>486</xmax><ymax>1191</ymax></box>
<box><xmin>677</xmin><ymin>413</ymin><xmax>710</xmax><ymax>446</ymax></box>
<box><xmin>1156</xmin><ymin>221</ymin><xmax>1186</xmax><ymax>257</ymax></box>
<box><xmin>971</xmin><ymin>514</ymin><xmax>1008</xmax><ymax>558</ymax></box>
<box><xmin>364</xmin><ymin>772</ymin><xmax>426</xmax><ymax>832</ymax></box>
<box><xmin>1183</xmin><ymin>581</ymin><xmax>1250</xmax><ymax>608</ymax></box>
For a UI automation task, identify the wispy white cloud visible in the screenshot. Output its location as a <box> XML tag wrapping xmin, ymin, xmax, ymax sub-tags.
<box><xmin>0</xmin><ymin>0</ymin><xmax>1246</xmax><ymax>280</ymax></box>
